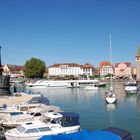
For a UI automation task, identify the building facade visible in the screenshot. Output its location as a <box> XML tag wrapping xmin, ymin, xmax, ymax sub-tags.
<box><xmin>114</xmin><ymin>62</ymin><xmax>132</xmax><ymax>78</ymax></box>
<box><xmin>48</xmin><ymin>63</ymin><xmax>95</xmax><ymax>77</ymax></box>
<box><xmin>48</xmin><ymin>63</ymin><xmax>82</xmax><ymax>76</ymax></box>
<box><xmin>136</xmin><ymin>46</ymin><xmax>140</xmax><ymax>83</ymax></box>
<box><xmin>3</xmin><ymin>64</ymin><xmax>24</xmax><ymax>78</ymax></box>
<box><xmin>99</xmin><ymin>61</ymin><xmax>114</xmax><ymax>77</ymax></box>
<box><xmin>81</xmin><ymin>63</ymin><xmax>95</xmax><ymax>76</ymax></box>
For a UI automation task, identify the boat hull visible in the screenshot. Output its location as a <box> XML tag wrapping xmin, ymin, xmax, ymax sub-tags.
<box><xmin>106</xmin><ymin>97</ymin><xmax>117</xmax><ymax>104</ymax></box>
<box><xmin>5</xmin><ymin>126</ymin><xmax>80</xmax><ymax>140</ymax></box>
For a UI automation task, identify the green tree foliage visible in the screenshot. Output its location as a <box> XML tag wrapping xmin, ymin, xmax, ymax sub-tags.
<box><xmin>24</xmin><ymin>57</ymin><xmax>46</xmax><ymax>78</ymax></box>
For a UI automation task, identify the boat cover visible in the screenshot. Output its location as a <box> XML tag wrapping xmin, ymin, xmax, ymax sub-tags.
<box><xmin>27</xmin><ymin>96</ymin><xmax>49</xmax><ymax>105</ymax></box>
<box><xmin>86</xmin><ymin>130</ymin><xmax>121</xmax><ymax>140</ymax></box>
<box><xmin>59</xmin><ymin>112</ymin><xmax>80</xmax><ymax>126</ymax></box>
<box><xmin>39</xmin><ymin>129</ymin><xmax>91</xmax><ymax>140</ymax></box>
<box><xmin>39</xmin><ymin>127</ymin><xmax>133</xmax><ymax>140</ymax></box>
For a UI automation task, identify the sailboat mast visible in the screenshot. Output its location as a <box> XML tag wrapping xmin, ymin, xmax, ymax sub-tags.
<box><xmin>109</xmin><ymin>34</ymin><xmax>113</xmax><ymax>90</ymax></box>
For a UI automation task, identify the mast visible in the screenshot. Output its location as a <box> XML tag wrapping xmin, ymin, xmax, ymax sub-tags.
<box><xmin>109</xmin><ymin>34</ymin><xmax>113</xmax><ymax>91</ymax></box>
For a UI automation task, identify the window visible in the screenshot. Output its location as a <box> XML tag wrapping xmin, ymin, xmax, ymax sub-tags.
<box><xmin>34</xmin><ymin>113</ymin><xmax>42</xmax><ymax>117</ymax></box>
<box><xmin>20</xmin><ymin>107</ymin><xmax>28</xmax><ymax>111</ymax></box>
<box><xmin>25</xmin><ymin>128</ymin><xmax>39</xmax><ymax>133</ymax></box>
<box><xmin>16</xmin><ymin>126</ymin><xmax>26</xmax><ymax>133</ymax></box>
<box><xmin>38</xmin><ymin>127</ymin><xmax>51</xmax><ymax>132</ymax></box>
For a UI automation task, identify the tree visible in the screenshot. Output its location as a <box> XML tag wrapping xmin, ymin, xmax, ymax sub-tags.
<box><xmin>24</xmin><ymin>57</ymin><xmax>46</xmax><ymax>78</ymax></box>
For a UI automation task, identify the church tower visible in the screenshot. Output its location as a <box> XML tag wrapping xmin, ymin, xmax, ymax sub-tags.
<box><xmin>136</xmin><ymin>46</ymin><xmax>140</xmax><ymax>84</ymax></box>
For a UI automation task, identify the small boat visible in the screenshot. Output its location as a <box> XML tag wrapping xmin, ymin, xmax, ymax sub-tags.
<box><xmin>0</xmin><ymin>109</ymin><xmax>44</xmax><ymax>128</ymax></box>
<box><xmin>0</xmin><ymin>96</ymin><xmax>50</xmax><ymax>115</ymax></box>
<box><xmin>85</xmin><ymin>84</ymin><xmax>98</xmax><ymax>91</ymax></box>
<box><xmin>39</xmin><ymin>127</ymin><xmax>133</xmax><ymax>140</ymax></box>
<box><xmin>105</xmin><ymin>90</ymin><xmax>117</xmax><ymax>104</ymax></box>
<box><xmin>12</xmin><ymin>90</ymin><xmax>42</xmax><ymax>97</ymax></box>
<box><xmin>4</xmin><ymin>111</ymin><xmax>80</xmax><ymax>140</ymax></box>
<box><xmin>124</xmin><ymin>80</ymin><xmax>137</xmax><ymax>86</ymax></box>
<box><xmin>125</xmin><ymin>83</ymin><xmax>138</xmax><ymax>94</ymax></box>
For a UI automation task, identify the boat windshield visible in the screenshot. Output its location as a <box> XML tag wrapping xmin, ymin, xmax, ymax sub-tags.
<box><xmin>16</xmin><ymin>126</ymin><xmax>26</xmax><ymax>133</ymax></box>
<box><xmin>128</xmin><ymin>83</ymin><xmax>137</xmax><ymax>86</ymax></box>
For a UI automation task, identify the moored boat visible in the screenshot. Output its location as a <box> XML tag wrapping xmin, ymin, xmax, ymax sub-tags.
<box><xmin>4</xmin><ymin>111</ymin><xmax>80</xmax><ymax>140</ymax></box>
<box><xmin>105</xmin><ymin>91</ymin><xmax>117</xmax><ymax>104</ymax></box>
<box><xmin>125</xmin><ymin>83</ymin><xmax>137</xmax><ymax>94</ymax></box>
<box><xmin>85</xmin><ymin>84</ymin><xmax>98</xmax><ymax>91</ymax></box>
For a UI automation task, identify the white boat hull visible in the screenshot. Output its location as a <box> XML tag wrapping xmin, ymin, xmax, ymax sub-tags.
<box><xmin>26</xmin><ymin>80</ymin><xmax>99</xmax><ymax>89</ymax></box>
<box><xmin>5</xmin><ymin>126</ymin><xmax>80</xmax><ymax>140</ymax></box>
<box><xmin>85</xmin><ymin>87</ymin><xmax>98</xmax><ymax>90</ymax></box>
<box><xmin>106</xmin><ymin>97</ymin><xmax>117</xmax><ymax>104</ymax></box>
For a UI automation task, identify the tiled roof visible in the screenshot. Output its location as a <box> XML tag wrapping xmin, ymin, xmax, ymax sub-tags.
<box><xmin>82</xmin><ymin>63</ymin><xmax>94</xmax><ymax>68</ymax></box>
<box><xmin>115</xmin><ymin>62</ymin><xmax>131</xmax><ymax>67</ymax></box>
<box><xmin>49</xmin><ymin>63</ymin><xmax>81</xmax><ymax>68</ymax></box>
<box><xmin>6</xmin><ymin>64</ymin><xmax>24</xmax><ymax>71</ymax></box>
<box><xmin>100</xmin><ymin>61</ymin><xmax>112</xmax><ymax>67</ymax></box>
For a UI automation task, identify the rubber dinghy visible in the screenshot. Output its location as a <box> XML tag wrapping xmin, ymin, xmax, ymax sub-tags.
<box><xmin>39</xmin><ymin>127</ymin><xmax>133</xmax><ymax>140</ymax></box>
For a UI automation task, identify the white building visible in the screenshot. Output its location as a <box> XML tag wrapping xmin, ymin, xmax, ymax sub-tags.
<box><xmin>81</xmin><ymin>63</ymin><xmax>95</xmax><ymax>76</ymax></box>
<box><xmin>99</xmin><ymin>61</ymin><xmax>114</xmax><ymax>77</ymax></box>
<box><xmin>48</xmin><ymin>63</ymin><xmax>82</xmax><ymax>76</ymax></box>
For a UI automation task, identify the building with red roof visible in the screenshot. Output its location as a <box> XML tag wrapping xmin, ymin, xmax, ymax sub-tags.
<box><xmin>48</xmin><ymin>63</ymin><xmax>96</xmax><ymax>76</ymax></box>
<box><xmin>99</xmin><ymin>61</ymin><xmax>114</xmax><ymax>77</ymax></box>
<box><xmin>3</xmin><ymin>64</ymin><xmax>24</xmax><ymax>78</ymax></box>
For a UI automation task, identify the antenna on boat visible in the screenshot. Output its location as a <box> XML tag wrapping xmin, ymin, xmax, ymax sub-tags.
<box><xmin>109</xmin><ymin>34</ymin><xmax>113</xmax><ymax>91</ymax></box>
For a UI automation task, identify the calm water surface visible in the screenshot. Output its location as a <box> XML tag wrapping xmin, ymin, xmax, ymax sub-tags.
<box><xmin>14</xmin><ymin>82</ymin><xmax>140</xmax><ymax>140</ymax></box>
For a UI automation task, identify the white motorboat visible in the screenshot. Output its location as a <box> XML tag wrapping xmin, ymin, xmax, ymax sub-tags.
<box><xmin>85</xmin><ymin>84</ymin><xmax>98</xmax><ymax>91</ymax></box>
<box><xmin>12</xmin><ymin>90</ymin><xmax>42</xmax><ymax>97</ymax></box>
<box><xmin>125</xmin><ymin>83</ymin><xmax>137</xmax><ymax>94</ymax></box>
<box><xmin>26</xmin><ymin>80</ymin><xmax>68</xmax><ymax>88</ymax></box>
<box><xmin>0</xmin><ymin>96</ymin><xmax>50</xmax><ymax>115</ymax></box>
<box><xmin>0</xmin><ymin>109</ymin><xmax>44</xmax><ymax>128</ymax></box>
<box><xmin>4</xmin><ymin>111</ymin><xmax>80</xmax><ymax>140</ymax></box>
<box><xmin>26</xmin><ymin>79</ymin><xmax>99</xmax><ymax>89</ymax></box>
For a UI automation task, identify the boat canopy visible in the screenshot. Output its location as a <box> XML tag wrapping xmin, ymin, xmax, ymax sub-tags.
<box><xmin>60</xmin><ymin>112</ymin><xmax>80</xmax><ymax>127</ymax></box>
<box><xmin>27</xmin><ymin>97</ymin><xmax>49</xmax><ymax>105</ymax></box>
<box><xmin>60</xmin><ymin>112</ymin><xmax>80</xmax><ymax>119</ymax></box>
<box><xmin>39</xmin><ymin>127</ymin><xmax>133</xmax><ymax>140</ymax></box>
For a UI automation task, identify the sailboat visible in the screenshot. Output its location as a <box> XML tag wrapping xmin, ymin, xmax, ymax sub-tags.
<box><xmin>105</xmin><ymin>34</ymin><xmax>117</xmax><ymax>104</ymax></box>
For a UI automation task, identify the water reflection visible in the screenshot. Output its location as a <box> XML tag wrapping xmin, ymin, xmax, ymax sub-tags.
<box><xmin>106</xmin><ymin>104</ymin><xmax>116</xmax><ymax>112</ymax></box>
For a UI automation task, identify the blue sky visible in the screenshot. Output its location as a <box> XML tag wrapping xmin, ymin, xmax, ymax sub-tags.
<box><xmin>0</xmin><ymin>0</ymin><xmax>140</xmax><ymax>67</ymax></box>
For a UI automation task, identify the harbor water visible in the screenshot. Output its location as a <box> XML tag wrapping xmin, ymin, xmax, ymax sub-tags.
<box><xmin>30</xmin><ymin>82</ymin><xmax>140</xmax><ymax>140</ymax></box>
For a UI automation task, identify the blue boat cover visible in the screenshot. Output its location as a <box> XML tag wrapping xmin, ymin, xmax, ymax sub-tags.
<box><xmin>39</xmin><ymin>127</ymin><xmax>133</xmax><ymax>140</ymax></box>
<box><xmin>85</xmin><ymin>130</ymin><xmax>121</xmax><ymax>140</ymax></box>
<box><xmin>39</xmin><ymin>129</ymin><xmax>91</xmax><ymax>140</ymax></box>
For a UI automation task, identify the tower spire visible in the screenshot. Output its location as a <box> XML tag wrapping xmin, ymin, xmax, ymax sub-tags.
<box><xmin>137</xmin><ymin>45</ymin><xmax>140</xmax><ymax>56</ymax></box>
<box><xmin>0</xmin><ymin>46</ymin><xmax>3</xmax><ymax>75</ymax></box>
